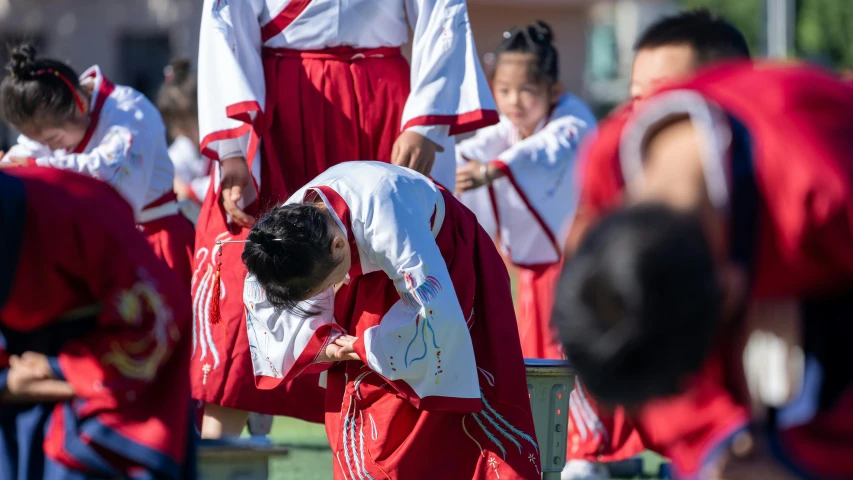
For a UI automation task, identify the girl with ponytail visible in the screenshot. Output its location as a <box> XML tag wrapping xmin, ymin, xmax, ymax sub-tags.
<box><xmin>0</xmin><ymin>44</ymin><xmax>194</xmax><ymax>285</ymax></box>
<box><xmin>455</xmin><ymin>20</ymin><xmax>597</xmax><ymax>359</ymax></box>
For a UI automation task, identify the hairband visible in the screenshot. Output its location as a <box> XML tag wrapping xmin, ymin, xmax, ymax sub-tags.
<box><xmin>502</xmin><ymin>27</ymin><xmax>547</xmax><ymax>44</ymax></box>
<box><xmin>31</xmin><ymin>68</ymin><xmax>87</xmax><ymax>114</ymax></box>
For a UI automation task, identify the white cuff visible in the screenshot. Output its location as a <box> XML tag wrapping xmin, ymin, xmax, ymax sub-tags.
<box><xmin>216</xmin><ymin>135</ymin><xmax>247</xmax><ymax>161</ymax></box>
<box><xmin>407</xmin><ymin>124</ymin><xmax>450</xmax><ymax>146</ymax></box>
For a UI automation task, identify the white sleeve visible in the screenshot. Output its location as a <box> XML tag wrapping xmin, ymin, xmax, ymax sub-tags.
<box><xmin>402</xmin><ymin>0</ymin><xmax>497</xmax><ymax>136</ymax></box>
<box><xmin>496</xmin><ymin>116</ymin><xmax>591</xmax><ymax>170</ymax></box>
<box><xmin>354</xmin><ymin>180</ymin><xmax>480</xmax><ymax>402</ymax></box>
<box><xmin>456</xmin><ymin>121</ymin><xmax>512</xmax><ymax>164</ymax></box>
<box><xmin>244</xmin><ymin>277</ymin><xmax>344</xmax><ymax>388</ymax></box>
<box><xmin>406</xmin><ymin>124</ymin><xmax>450</xmax><ymax>147</ymax></box>
<box><xmin>31</xmin><ymin>126</ymin><xmax>153</xmax><ymax>216</ymax></box>
<box><xmin>198</xmin><ymin>0</ymin><xmax>264</xmax><ymax>164</ymax></box>
<box><xmin>4</xmin><ymin>135</ymin><xmax>52</xmax><ymax>161</ymax></box>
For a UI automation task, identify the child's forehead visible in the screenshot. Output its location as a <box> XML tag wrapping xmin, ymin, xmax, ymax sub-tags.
<box><xmin>494</xmin><ymin>53</ymin><xmax>538</xmax><ymax>74</ymax></box>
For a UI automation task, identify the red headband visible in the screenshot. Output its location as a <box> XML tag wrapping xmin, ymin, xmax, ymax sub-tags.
<box><xmin>31</xmin><ymin>68</ymin><xmax>87</xmax><ymax>114</ymax></box>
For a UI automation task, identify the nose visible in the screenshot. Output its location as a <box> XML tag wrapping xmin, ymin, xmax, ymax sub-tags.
<box><xmin>507</xmin><ymin>90</ymin><xmax>521</xmax><ymax>106</ymax></box>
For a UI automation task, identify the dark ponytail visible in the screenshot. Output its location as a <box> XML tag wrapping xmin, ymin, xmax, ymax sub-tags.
<box><xmin>157</xmin><ymin>58</ymin><xmax>198</xmax><ymax>136</ymax></box>
<box><xmin>495</xmin><ymin>20</ymin><xmax>559</xmax><ymax>85</ymax></box>
<box><xmin>242</xmin><ymin>203</ymin><xmax>341</xmax><ymax>316</ymax></box>
<box><xmin>0</xmin><ymin>43</ymin><xmax>84</xmax><ymax>129</ymax></box>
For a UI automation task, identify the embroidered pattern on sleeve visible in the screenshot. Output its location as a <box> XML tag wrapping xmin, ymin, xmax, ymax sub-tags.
<box><xmin>400</xmin><ymin>272</ymin><xmax>443</xmax><ymax>308</ymax></box>
<box><xmin>104</xmin><ymin>270</ymin><xmax>178</xmax><ymax>381</ymax></box>
<box><xmin>100</xmin><ymin>128</ymin><xmax>135</xmax><ymax>186</ymax></box>
<box><xmin>398</xmin><ymin>269</ymin><xmax>445</xmax><ymax>382</ymax></box>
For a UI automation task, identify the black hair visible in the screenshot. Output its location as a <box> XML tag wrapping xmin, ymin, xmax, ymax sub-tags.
<box><xmin>0</xmin><ymin>43</ymin><xmax>83</xmax><ymax>129</ymax></box>
<box><xmin>156</xmin><ymin>58</ymin><xmax>197</xmax><ymax>133</ymax></box>
<box><xmin>242</xmin><ymin>203</ymin><xmax>341</xmax><ymax>316</ymax></box>
<box><xmin>634</xmin><ymin>9</ymin><xmax>750</xmax><ymax>65</ymax></box>
<box><xmin>495</xmin><ymin>20</ymin><xmax>558</xmax><ymax>85</ymax></box>
<box><xmin>554</xmin><ymin>204</ymin><xmax>722</xmax><ymax>406</ymax></box>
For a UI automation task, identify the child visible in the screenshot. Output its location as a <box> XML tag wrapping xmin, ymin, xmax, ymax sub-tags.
<box><xmin>239</xmin><ymin>161</ymin><xmax>540</xmax><ymax>479</ymax></box>
<box><xmin>193</xmin><ymin>0</ymin><xmax>498</xmax><ymax>437</ymax></box>
<box><xmin>556</xmin><ymin>62</ymin><xmax>853</xmax><ymax>479</ymax></box>
<box><xmin>560</xmin><ymin>13</ymin><xmax>753</xmax><ymax>478</ymax></box>
<box><xmin>157</xmin><ymin>58</ymin><xmax>210</xmax><ymax>210</ymax></box>
<box><xmin>0</xmin><ymin>44</ymin><xmax>194</xmax><ymax>285</ymax></box>
<box><xmin>0</xmin><ymin>167</ymin><xmax>195</xmax><ymax>479</ymax></box>
<box><xmin>455</xmin><ymin>21</ymin><xmax>596</xmax><ymax>360</ymax></box>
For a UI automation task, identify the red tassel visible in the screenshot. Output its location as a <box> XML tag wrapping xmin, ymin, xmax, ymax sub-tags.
<box><xmin>209</xmin><ymin>247</ymin><xmax>223</xmax><ymax>325</ymax></box>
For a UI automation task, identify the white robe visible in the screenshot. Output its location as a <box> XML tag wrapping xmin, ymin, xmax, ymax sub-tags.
<box><xmin>457</xmin><ymin>93</ymin><xmax>597</xmax><ymax>266</ymax></box>
<box><xmin>244</xmin><ymin>161</ymin><xmax>480</xmax><ymax>404</ymax></box>
<box><xmin>5</xmin><ymin>66</ymin><xmax>174</xmax><ymax>221</ymax></box>
<box><xmin>198</xmin><ymin>0</ymin><xmax>496</xmax><ymax>194</ymax></box>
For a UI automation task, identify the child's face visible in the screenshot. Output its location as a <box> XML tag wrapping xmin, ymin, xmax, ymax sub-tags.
<box><xmin>630</xmin><ymin>44</ymin><xmax>697</xmax><ymax>106</ymax></box>
<box><xmin>20</xmin><ymin>114</ymin><xmax>89</xmax><ymax>152</ymax></box>
<box><xmin>492</xmin><ymin>52</ymin><xmax>555</xmax><ymax>135</ymax></box>
<box><xmin>301</xmin><ymin>201</ymin><xmax>352</xmax><ymax>299</ymax></box>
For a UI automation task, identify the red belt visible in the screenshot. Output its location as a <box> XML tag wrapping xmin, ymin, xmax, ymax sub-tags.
<box><xmin>262</xmin><ymin>46</ymin><xmax>401</xmax><ymax>61</ymax></box>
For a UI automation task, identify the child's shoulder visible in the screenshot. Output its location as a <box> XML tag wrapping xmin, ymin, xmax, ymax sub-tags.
<box><xmin>104</xmin><ymin>84</ymin><xmax>165</xmax><ymax>130</ymax></box>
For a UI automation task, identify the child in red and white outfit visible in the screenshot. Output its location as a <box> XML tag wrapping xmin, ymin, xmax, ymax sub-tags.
<box><xmin>0</xmin><ymin>44</ymin><xmax>194</xmax><ymax>286</ymax></box>
<box><xmin>456</xmin><ymin>21</ymin><xmax>596</xmax><ymax>360</ymax></box>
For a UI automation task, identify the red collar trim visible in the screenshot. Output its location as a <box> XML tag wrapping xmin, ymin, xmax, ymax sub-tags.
<box><xmin>72</xmin><ymin>70</ymin><xmax>115</xmax><ymax>154</ymax></box>
<box><xmin>307</xmin><ymin>186</ymin><xmax>363</xmax><ymax>278</ymax></box>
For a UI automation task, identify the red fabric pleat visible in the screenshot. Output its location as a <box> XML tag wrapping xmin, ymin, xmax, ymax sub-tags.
<box><xmin>514</xmin><ymin>261</ymin><xmax>564</xmax><ymax>361</ymax></box>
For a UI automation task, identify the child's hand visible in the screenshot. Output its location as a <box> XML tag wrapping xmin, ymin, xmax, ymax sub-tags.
<box><xmin>6</xmin><ymin>354</ymin><xmax>51</xmax><ymax>396</ymax></box>
<box><xmin>220</xmin><ymin>156</ymin><xmax>256</xmax><ymax>228</ymax></box>
<box><xmin>0</xmin><ymin>157</ymin><xmax>29</xmax><ymax>168</ymax></box>
<box><xmin>455</xmin><ymin>156</ymin><xmax>502</xmax><ymax>194</ymax></box>
<box><xmin>316</xmin><ymin>335</ymin><xmax>360</xmax><ymax>363</ymax></box>
<box><xmin>19</xmin><ymin>352</ymin><xmax>54</xmax><ymax>379</ymax></box>
<box><xmin>331</xmin><ymin>335</ymin><xmax>359</xmax><ymax>361</ymax></box>
<box><xmin>392</xmin><ymin>131</ymin><xmax>439</xmax><ymax>177</ymax></box>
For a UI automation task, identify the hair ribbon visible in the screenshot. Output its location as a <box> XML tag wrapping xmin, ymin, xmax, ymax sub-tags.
<box><xmin>31</xmin><ymin>68</ymin><xmax>86</xmax><ymax>114</ymax></box>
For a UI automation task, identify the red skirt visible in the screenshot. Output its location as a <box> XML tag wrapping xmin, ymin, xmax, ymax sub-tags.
<box><xmin>190</xmin><ymin>47</ymin><xmax>410</xmax><ymax>416</ymax></box>
<box><xmin>324</xmin><ymin>190</ymin><xmax>540</xmax><ymax>479</ymax></box>
<box><xmin>515</xmin><ymin>261</ymin><xmax>564</xmax><ymax>360</ymax></box>
<box><xmin>140</xmin><ymin>213</ymin><xmax>195</xmax><ymax>288</ymax></box>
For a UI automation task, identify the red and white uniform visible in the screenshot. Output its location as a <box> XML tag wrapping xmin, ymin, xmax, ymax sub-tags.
<box><xmin>574</xmin><ymin>61</ymin><xmax>853</xmax><ymax>478</ymax></box>
<box><xmin>193</xmin><ymin>0</ymin><xmax>497</xmax><ymax>415</ymax></box>
<box><xmin>0</xmin><ymin>168</ymin><xmax>194</xmax><ymax>479</ymax></box>
<box><xmin>244</xmin><ymin>162</ymin><xmax>539</xmax><ymax>479</ymax></box>
<box><xmin>457</xmin><ymin>93</ymin><xmax>596</xmax><ymax>360</ymax></box>
<box><xmin>5</xmin><ymin>66</ymin><xmax>194</xmax><ymax>285</ymax></box>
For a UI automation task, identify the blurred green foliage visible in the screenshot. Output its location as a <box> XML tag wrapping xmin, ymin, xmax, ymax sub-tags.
<box><xmin>676</xmin><ymin>0</ymin><xmax>853</xmax><ymax>69</ymax></box>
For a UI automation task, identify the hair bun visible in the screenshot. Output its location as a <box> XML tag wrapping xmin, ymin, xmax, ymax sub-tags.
<box><xmin>530</xmin><ymin>20</ymin><xmax>554</xmax><ymax>45</ymax></box>
<box><xmin>8</xmin><ymin>43</ymin><xmax>37</xmax><ymax>77</ymax></box>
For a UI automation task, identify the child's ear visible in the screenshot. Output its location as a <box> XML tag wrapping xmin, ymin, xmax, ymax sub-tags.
<box><xmin>550</xmin><ymin>81</ymin><xmax>563</xmax><ymax>102</ymax></box>
<box><xmin>331</xmin><ymin>236</ymin><xmax>347</xmax><ymax>256</ymax></box>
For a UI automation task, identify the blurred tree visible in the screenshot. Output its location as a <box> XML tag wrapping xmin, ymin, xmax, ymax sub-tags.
<box><xmin>677</xmin><ymin>0</ymin><xmax>763</xmax><ymax>54</ymax></box>
<box><xmin>796</xmin><ymin>0</ymin><xmax>853</xmax><ymax>68</ymax></box>
<box><xmin>675</xmin><ymin>0</ymin><xmax>853</xmax><ymax>69</ymax></box>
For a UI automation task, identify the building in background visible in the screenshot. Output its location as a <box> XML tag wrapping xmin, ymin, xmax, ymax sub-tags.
<box><xmin>0</xmin><ymin>0</ymin><xmax>199</xmax><ymax>149</ymax></box>
<box><xmin>0</xmin><ymin>0</ymin><xmax>678</xmax><ymax>148</ymax></box>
